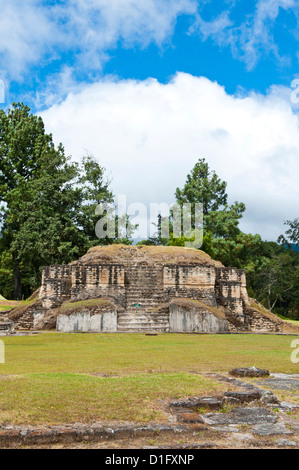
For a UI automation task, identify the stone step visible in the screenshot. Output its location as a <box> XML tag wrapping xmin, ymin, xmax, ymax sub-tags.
<box><xmin>126</xmin><ymin>285</ymin><xmax>162</xmax><ymax>289</ymax></box>
<box><xmin>126</xmin><ymin>300</ymin><xmax>161</xmax><ymax>303</ymax></box>
<box><xmin>117</xmin><ymin>325</ymin><xmax>169</xmax><ymax>332</ymax></box>
<box><xmin>126</xmin><ymin>304</ymin><xmax>161</xmax><ymax>310</ymax></box>
<box><xmin>118</xmin><ymin>312</ymin><xmax>169</xmax><ymax>320</ymax></box>
<box><xmin>118</xmin><ymin>324</ymin><xmax>169</xmax><ymax>330</ymax></box>
<box><xmin>126</xmin><ymin>292</ymin><xmax>163</xmax><ymax>296</ymax></box>
<box><xmin>126</xmin><ymin>272</ymin><xmax>162</xmax><ymax>275</ymax></box>
<box><xmin>118</xmin><ymin>317</ymin><xmax>169</xmax><ymax>325</ymax></box>
<box><xmin>126</xmin><ymin>293</ymin><xmax>163</xmax><ymax>297</ymax></box>
<box><xmin>118</xmin><ymin>328</ymin><xmax>169</xmax><ymax>331</ymax></box>
<box><xmin>119</xmin><ymin>310</ymin><xmax>168</xmax><ymax>316</ymax></box>
<box><xmin>126</xmin><ymin>269</ymin><xmax>162</xmax><ymax>273</ymax></box>
<box><xmin>126</xmin><ymin>301</ymin><xmax>163</xmax><ymax>305</ymax></box>
<box><xmin>126</xmin><ymin>285</ymin><xmax>163</xmax><ymax>290</ymax></box>
<box><xmin>119</xmin><ymin>311</ymin><xmax>169</xmax><ymax>318</ymax></box>
<box><xmin>126</xmin><ymin>294</ymin><xmax>162</xmax><ymax>297</ymax></box>
<box><xmin>119</xmin><ymin>322</ymin><xmax>169</xmax><ymax>326</ymax></box>
<box><xmin>118</xmin><ymin>319</ymin><xmax>169</xmax><ymax>325</ymax></box>
<box><xmin>126</xmin><ymin>275</ymin><xmax>162</xmax><ymax>279</ymax></box>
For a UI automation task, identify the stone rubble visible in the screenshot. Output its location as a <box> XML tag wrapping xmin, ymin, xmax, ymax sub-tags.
<box><xmin>168</xmin><ymin>371</ymin><xmax>299</xmax><ymax>448</ymax></box>
<box><xmin>0</xmin><ymin>370</ymin><xmax>298</xmax><ymax>448</ymax></box>
<box><xmin>229</xmin><ymin>366</ymin><xmax>270</xmax><ymax>378</ymax></box>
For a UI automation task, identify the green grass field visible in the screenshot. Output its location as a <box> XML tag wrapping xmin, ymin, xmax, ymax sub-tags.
<box><xmin>0</xmin><ymin>300</ymin><xmax>21</xmax><ymax>312</ymax></box>
<box><xmin>0</xmin><ymin>332</ymin><xmax>298</xmax><ymax>426</ymax></box>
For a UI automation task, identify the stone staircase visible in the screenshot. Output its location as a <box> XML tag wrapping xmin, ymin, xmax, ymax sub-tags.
<box><xmin>117</xmin><ymin>305</ymin><xmax>170</xmax><ymax>333</ymax></box>
<box><xmin>125</xmin><ymin>265</ymin><xmax>164</xmax><ymax>308</ymax></box>
<box><xmin>10</xmin><ymin>301</ymin><xmax>44</xmax><ymax>330</ymax></box>
<box><xmin>0</xmin><ymin>321</ymin><xmax>14</xmax><ymax>334</ymax></box>
<box><xmin>117</xmin><ymin>265</ymin><xmax>169</xmax><ymax>332</ymax></box>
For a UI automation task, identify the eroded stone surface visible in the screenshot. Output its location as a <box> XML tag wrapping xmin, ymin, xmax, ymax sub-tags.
<box><xmin>210</xmin><ymin>425</ymin><xmax>240</xmax><ymax>433</ymax></box>
<box><xmin>170</xmin><ymin>397</ymin><xmax>222</xmax><ymax>410</ymax></box>
<box><xmin>252</xmin><ymin>422</ymin><xmax>293</xmax><ymax>436</ymax></box>
<box><xmin>260</xmin><ymin>390</ymin><xmax>281</xmax><ymax>405</ymax></box>
<box><xmin>274</xmin><ymin>439</ymin><xmax>297</xmax><ymax>447</ymax></box>
<box><xmin>223</xmin><ymin>390</ymin><xmax>262</xmax><ymax>403</ymax></box>
<box><xmin>279</xmin><ymin>401</ymin><xmax>299</xmax><ymax>411</ymax></box>
<box><xmin>9</xmin><ymin>244</ymin><xmax>285</xmax><ymax>333</ymax></box>
<box><xmin>229</xmin><ymin>367</ymin><xmax>270</xmax><ymax>378</ymax></box>
<box><xmin>222</xmin><ymin>397</ymin><xmax>241</xmax><ymax>406</ymax></box>
<box><xmin>262</xmin><ymin>377</ymin><xmax>299</xmax><ymax>391</ymax></box>
<box><xmin>201</xmin><ymin>407</ymin><xmax>277</xmax><ymax>426</ymax></box>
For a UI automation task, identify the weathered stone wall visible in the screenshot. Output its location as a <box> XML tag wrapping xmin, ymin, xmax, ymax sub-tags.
<box><xmin>70</xmin><ymin>264</ymin><xmax>126</xmax><ymax>307</ymax></box>
<box><xmin>244</xmin><ymin>305</ymin><xmax>283</xmax><ymax>332</ymax></box>
<box><xmin>56</xmin><ymin>309</ymin><xmax>117</xmax><ymax>333</ymax></box>
<box><xmin>10</xmin><ymin>301</ymin><xmax>47</xmax><ymax>330</ymax></box>
<box><xmin>39</xmin><ymin>266</ymin><xmax>72</xmax><ymax>309</ymax></box>
<box><xmin>125</xmin><ymin>265</ymin><xmax>164</xmax><ymax>310</ymax></box>
<box><xmin>215</xmin><ymin>268</ymin><xmax>247</xmax><ymax>315</ymax></box>
<box><xmin>36</xmin><ymin>260</ymin><xmax>280</xmax><ymax>333</ymax></box>
<box><xmin>163</xmin><ymin>265</ymin><xmax>217</xmax><ymax>306</ymax></box>
<box><xmin>169</xmin><ymin>300</ymin><xmax>228</xmax><ymax>333</ymax></box>
<box><xmin>40</xmin><ymin>264</ymin><xmax>247</xmax><ymax>316</ymax></box>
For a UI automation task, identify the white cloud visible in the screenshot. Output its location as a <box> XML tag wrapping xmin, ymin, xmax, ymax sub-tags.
<box><xmin>65</xmin><ymin>0</ymin><xmax>197</xmax><ymax>47</ymax></box>
<box><xmin>40</xmin><ymin>72</ymin><xmax>299</xmax><ymax>241</ymax></box>
<box><xmin>0</xmin><ymin>0</ymin><xmax>197</xmax><ymax>82</ymax></box>
<box><xmin>193</xmin><ymin>0</ymin><xmax>298</xmax><ymax>70</ymax></box>
<box><xmin>239</xmin><ymin>0</ymin><xmax>296</xmax><ymax>69</ymax></box>
<box><xmin>0</xmin><ymin>0</ymin><xmax>297</xmax><ymax>89</ymax></box>
<box><xmin>0</xmin><ymin>0</ymin><xmax>59</xmax><ymax>80</ymax></box>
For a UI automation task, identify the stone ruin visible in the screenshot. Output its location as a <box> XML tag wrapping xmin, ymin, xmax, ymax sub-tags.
<box><xmin>5</xmin><ymin>244</ymin><xmax>286</xmax><ymax>334</ymax></box>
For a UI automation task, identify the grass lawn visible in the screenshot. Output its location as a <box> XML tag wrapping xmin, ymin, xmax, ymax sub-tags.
<box><xmin>0</xmin><ymin>332</ymin><xmax>298</xmax><ymax>426</ymax></box>
<box><xmin>0</xmin><ymin>301</ymin><xmax>21</xmax><ymax>313</ymax></box>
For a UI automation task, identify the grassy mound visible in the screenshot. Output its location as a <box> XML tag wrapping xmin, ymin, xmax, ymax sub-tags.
<box><xmin>58</xmin><ymin>298</ymin><xmax>116</xmax><ymax>316</ymax></box>
<box><xmin>170</xmin><ymin>297</ymin><xmax>227</xmax><ymax>321</ymax></box>
<box><xmin>75</xmin><ymin>244</ymin><xmax>224</xmax><ymax>267</ymax></box>
<box><xmin>249</xmin><ymin>298</ymin><xmax>299</xmax><ymax>333</ymax></box>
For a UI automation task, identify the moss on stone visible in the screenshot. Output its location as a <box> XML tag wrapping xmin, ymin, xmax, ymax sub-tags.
<box><xmin>59</xmin><ymin>298</ymin><xmax>115</xmax><ymax>315</ymax></box>
<box><xmin>170</xmin><ymin>297</ymin><xmax>227</xmax><ymax>321</ymax></box>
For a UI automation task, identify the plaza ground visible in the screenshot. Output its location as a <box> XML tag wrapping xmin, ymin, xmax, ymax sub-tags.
<box><xmin>0</xmin><ymin>332</ymin><xmax>298</xmax><ymax>427</ymax></box>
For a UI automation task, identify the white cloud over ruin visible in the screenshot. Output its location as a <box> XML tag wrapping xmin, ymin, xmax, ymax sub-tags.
<box><xmin>40</xmin><ymin>72</ymin><xmax>299</xmax><ymax>242</ymax></box>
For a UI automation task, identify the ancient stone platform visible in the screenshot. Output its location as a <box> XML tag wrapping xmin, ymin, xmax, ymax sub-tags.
<box><xmin>7</xmin><ymin>245</ymin><xmax>290</xmax><ymax>333</ymax></box>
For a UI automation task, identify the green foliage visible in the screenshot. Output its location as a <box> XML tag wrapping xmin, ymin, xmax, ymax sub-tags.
<box><xmin>136</xmin><ymin>240</ymin><xmax>157</xmax><ymax>246</ymax></box>
<box><xmin>0</xmin><ymin>103</ymin><xmax>117</xmax><ymax>299</ymax></box>
<box><xmin>278</xmin><ymin>218</ymin><xmax>299</xmax><ymax>247</ymax></box>
<box><xmin>175</xmin><ymin>157</ymin><xmax>227</xmax><ymax>215</ymax></box>
<box><xmin>162</xmin><ymin>156</ymin><xmax>299</xmax><ymax>319</ymax></box>
<box><xmin>0</xmin><ymin>249</ymin><xmax>14</xmax><ymax>299</ymax></box>
<box><xmin>251</xmin><ymin>249</ymin><xmax>299</xmax><ymax>318</ymax></box>
<box><xmin>174</xmin><ymin>157</ymin><xmax>264</xmax><ymax>271</ymax></box>
<box><xmin>167</xmin><ymin>229</ymin><xmax>215</xmax><ymax>257</ymax></box>
<box><xmin>1</xmin><ymin>105</ymin><xmax>298</xmax><ymax>319</ymax></box>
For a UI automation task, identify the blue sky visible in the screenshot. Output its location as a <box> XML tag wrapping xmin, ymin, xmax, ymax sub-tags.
<box><xmin>2</xmin><ymin>0</ymin><xmax>299</xmax><ymax>107</ymax></box>
<box><xmin>1</xmin><ymin>0</ymin><xmax>299</xmax><ymax>241</ymax></box>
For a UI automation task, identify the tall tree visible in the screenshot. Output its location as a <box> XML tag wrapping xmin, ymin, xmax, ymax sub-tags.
<box><xmin>175</xmin><ymin>158</ymin><xmax>227</xmax><ymax>216</ymax></box>
<box><xmin>0</xmin><ymin>103</ymin><xmax>114</xmax><ymax>299</ymax></box>
<box><xmin>173</xmin><ymin>157</ymin><xmax>269</xmax><ymax>272</ymax></box>
<box><xmin>278</xmin><ymin>218</ymin><xmax>299</xmax><ymax>248</ymax></box>
<box><xmin>254</xmin><ymin>250</ymin><xmax>299</xmax><ymax>317</ymax></box>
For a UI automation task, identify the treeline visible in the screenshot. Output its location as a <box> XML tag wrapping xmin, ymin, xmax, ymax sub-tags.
<box><xmin>0</xmin><ymin>103</ymin><xmax>133</xmax><ymax>300</ymax></box>
<box><xmin>0</xmin><ymin>103</ymin><xmax>298</xmax><ymax>319</ymax></box>
<box><xmin>139</xmin><ymin>160</ymin><xmax>299</xmax><ymax>319</ymax></box>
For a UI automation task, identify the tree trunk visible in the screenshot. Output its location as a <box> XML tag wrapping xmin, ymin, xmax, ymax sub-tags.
<box><xmin>14</xmin><ymin>259</ymin><xmax>21</xmax><ymax>300</ymax></box>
